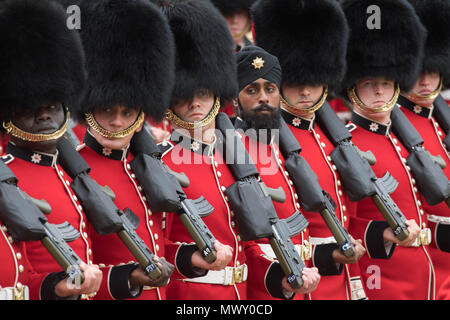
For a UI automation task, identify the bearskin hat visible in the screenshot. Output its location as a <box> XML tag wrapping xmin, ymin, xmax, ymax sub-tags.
<box><xmin>77</xmin><ymin>0</ymin><xmax>175</xmax><ymax>122</ymax></box>
<box><xmin>407</xmin><ymin>0</ymin><xmax>450</xmax><ymax>85</ymax></box>
<box><xmin>210</xmin><ymin>0</ymin><xmax>256</xmax><ymax>16</ymax></box>
<box><xmin>341</xmin><ymin>0</ymin><xmax>427</xmax><ymax>92</ymax></box>
<box><xmin>252</xmin><ymin>0</ymin><xmax>349</xmax><ymax>90</ymax></box>
<box><xmin>0</xmin><ymin>0</ymin><xmax>85</xmax><ymax>121</ymax></box>
<box><xmin>152</xmin><ymin>0</ymin><xmax>238</xmax><ymax>104</ymax></box>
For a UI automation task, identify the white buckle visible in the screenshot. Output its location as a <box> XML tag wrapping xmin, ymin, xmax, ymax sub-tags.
<box><xmin>183</xmin><ymin>264</ymin><xmax>248</xmax><ymax>286</ymax></box>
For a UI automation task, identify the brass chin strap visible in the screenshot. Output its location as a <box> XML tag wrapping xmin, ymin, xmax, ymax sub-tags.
<box><xmin>85</xmin><ymin>110</ymin><xmax>145</xmax><ymax>139</ymax></box>
<box><xmin>348</xmin><ymin>84</ymin><xmax>400</xmax><ymax>114</ymax></box>
<box><xmin>280</xmin><ymin>85</ymin><xmax>328</xmax><ymax>115</ymax></box>
<box><xmin>403</xmin><ymin>78</ymin><xmax>443</xmax><ymax>102</ymax></box>
<box><xmin>165</xmin><ymin>97</ymin><xmax>221</xmax><ymax>130</ymax></box>
<box><xmin>3</xmin><ymin>111</ymin><xmax>70</xmax><ymax>142</ymax></box>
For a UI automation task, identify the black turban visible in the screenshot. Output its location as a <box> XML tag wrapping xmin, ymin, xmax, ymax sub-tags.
<box><xmin>236</xmin><ymin>45</ymin><xmax>282</xmax><ymax>92</ymax></box>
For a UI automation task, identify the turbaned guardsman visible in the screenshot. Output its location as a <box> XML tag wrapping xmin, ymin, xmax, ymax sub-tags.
<box><xmin>233</xmin><ymin>45</ymin><xmax>365</xmax><ymax>300</ymax></box>
<box><xmin>152</xmin><ymin>0</ymin><xmax>321</xmax><ymax>300</ymax></box>
<box><xmin>341</xmin><ymin>0</ymin><xmax>436</xmax><ymax>300</ymax></box>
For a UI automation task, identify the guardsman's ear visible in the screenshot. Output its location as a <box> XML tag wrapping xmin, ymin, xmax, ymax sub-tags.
<box><xmin>232</xmin><ymin>98</ymin><xmax>240</xmax><ymax>116</ymax></box>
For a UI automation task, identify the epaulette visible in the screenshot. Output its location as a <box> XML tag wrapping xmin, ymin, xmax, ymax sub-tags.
<box><xmin>1</xmin><ymin>154</ymin><xmax>14</xmax><ymax>165</ymax></box>
<box><xmin>157</xmin><ymin>140</ymin><xmax>174</xmax><ymax>158</ymax></box>
<box><xmin>345</xmin><ymin>123</ymin><xmax>357</xmax><ymax>133</ymax></box>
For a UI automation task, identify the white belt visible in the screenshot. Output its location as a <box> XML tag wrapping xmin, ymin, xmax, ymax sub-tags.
<box><xmin>0</xmin><ymin>285</ymin><xmax>29</xmax><ymax>300</ymax></box>
<box><xmin>258</xmin><ymin>243</ymin><xmax>312</xmax><ymax>261</ymax></box>
<box><xmin>309</xmin><ymin>236</ymin><xmax>337</xmax><ymax>246</ymax></box>
<box><xmin>182</xmin><ymin>264</ymin><xmax>248</xmax><ymax>286</ymax></box>
<box><xmin>427</xmin><ymin>214</ymin><xmax>450</xmax><ymax>225</ymax></box>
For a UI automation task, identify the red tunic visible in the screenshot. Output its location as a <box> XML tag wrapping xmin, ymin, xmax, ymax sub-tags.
<box><xmin>348</xmin><ymin>112</ymin><xmax>435</xmax><ymax>300</ymax></box>
<box><xmin>6</xmin><ymin>143</ymin><xmax>136</xmax><ymax>300</ymax></box>
<box><xmin>78</xmin><ymin>131</ymin><xmax>167</xmax><ymax>300</ymax></box>
<box><xmin>238</xmin><ymin>130</ymin><xmax>310</xmax><ymax>300</ymax></box>
<box><xmin>397</xmin><ymin>102</ymin><xmax>450</xmax><ymax>294</ymax></box>
<box><xmin>160</xmin><ymin>128</ymin><xmax>286</xmax><ymax>300</ymax></box>
<box><xmin>0</xmin><ymin>218</ymin><xmax>48</xmax><ymax>300</ymax></box>
<box><xmin>280</xmin><ymin>109</ymin><xmax>366</xmax><ymax>300</ymax></box>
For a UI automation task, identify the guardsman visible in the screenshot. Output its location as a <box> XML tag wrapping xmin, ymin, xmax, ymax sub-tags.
<box><xmin>251</xmin><ymin>0</ymin><xmax>376</xmax><ymax>300</ymax></box>
<box><xmin>210</xmin><ymin>0</ymin><xmax>255</xmax><ymax>52</ymax></box>
<box><xmin>341</xmin><ymin>0</ymin><xmax>435</xmax><ymax>300</ymax></box>
<box><xmin>234</xmin><ymin>45</ymin><xmax>369</xmax><ymax>299</ymax></box>
<box><xmin>74</xmin><ymin>0</ymin><xmax>177</xmax><ymax>300</ymax></box>
<box><xmin>0</xmin><ymin>0</ymin><xmax>141</xmax><ymax>300</ymax></box>
<box><xmin>153</xmin><ymin>0</ymin><xmax>320</xmax><ymax>300</ymax></box>
<box><xmin>396</xmin><ymin>0</ymin><xmax>450</xmax><ymax>295</ymax></box>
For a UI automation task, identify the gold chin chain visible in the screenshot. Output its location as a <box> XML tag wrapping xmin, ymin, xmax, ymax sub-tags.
<box><xmin>85</xmin><ymin>111</ymin><xmax>145</xmax><ymax>139</ymax></box>
<box><xmin>403</xmin><ymin>78</ymin><xmax>443</xmax><ymax>102</ymax></box>
<box><xmin>165</xmin><ymin>97</ymin><xmax>221</xmax><ymax>130</ymax></box>
<box><xmin>280</xmin><ymin>85</ymin><xmax>328</xmax><ymax>115</ymax></box>
<box><xmin>348</xmin><ymin>84</ymin><xmax>400</xmax><ymax>114</ymax></box>
<box><xmin>3</xmin><ymin>111</ymin><xmax>70</xmax><ymax>142</ymax></box>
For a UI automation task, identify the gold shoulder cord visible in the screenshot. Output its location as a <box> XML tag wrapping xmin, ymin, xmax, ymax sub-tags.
<box><xmin>280</xmin><ymin>85</ymin><xmax>328</xmax><ymax>115</ymax></box>
<box><xmin>403</xmin><ymin>77</ymin><xmax>443</xmax><ymax>102</ymax></box>
<box><xmin>3</xmin><ymin>111</ymin><xmax>70</xmax><ymax>142</ymax></box>
<box><xmin>165</xmin><ymin>97</ymin><xmax>221</xmax><ymax>130</ymax></box>
<box><xmin>85</xmin><ymin>110</ymin><xmax>145</xmax><ymax>139</ymax></box>
<box><xmin>348</xmin><ymin>84</ymin><xmax>400</xmax><ymax>114</ymax></box>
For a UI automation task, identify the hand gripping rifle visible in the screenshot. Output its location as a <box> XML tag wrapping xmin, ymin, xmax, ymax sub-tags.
<box><xmin>390</xmin><ymin>104</ymin><xmax>450</xmax><ymax>207</ymax></box>
<box><xmin>128</xmin><ymin>129</ymin><xmax>217</xmax><ymax>263</ymax></box>
<box><xmin>56</xmin><ymin>137</ymin><xmax>162</xmax><ymax>279</ymax></box>
<box><xmin>315</xmin><ymin>102</ymin><xmax>409</xmax><ymax>241</ymax></box>
<box><xmin>216</xmin><ymin>112</ymin><xmax>309</xmax><ymax>289</ymax></box>
<box><xmin>0</xmin><ymin>159</ymin><xmax>85</xmax><ymax>283</ymax></box>
<box><xmin>277</xmin><ymin>118</ymin><xmax>356</xmax><ymax>257</ymax></box>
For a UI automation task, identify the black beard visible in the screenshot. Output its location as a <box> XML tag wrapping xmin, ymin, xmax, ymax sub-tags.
<box><xmin>239</xmin><ymin>102</ymin><xmax>281</xmax><ymax>143</ymax></box>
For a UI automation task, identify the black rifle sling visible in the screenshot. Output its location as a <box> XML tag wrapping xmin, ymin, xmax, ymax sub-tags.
<box><xmin>215</xmin><ymin>112</ymin><xmax>276</xmax><ymax>240</ymax></box>
<box><xmin>390</xmin><ymin>105</ymin><xmax>450</xmax><ymax>206</ymax></box>
<box><xmin>314</xmin><ymin>102</ymin><xmax>377</xmax><ymax>201</ymax></box>
<box><xmin>315</xmin><ymin>101</ymin><xmax>353</xmax><ymax>146</ymax></box>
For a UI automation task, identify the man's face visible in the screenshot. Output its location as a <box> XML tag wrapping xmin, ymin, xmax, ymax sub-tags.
<box><xmin>171</xmin><ymin>89</ymin><xmax>215</xmax><ymax>123</ymax></box>
<box><xmin>238</xmin><ymin>78</ymin><xmax>281</xmax><ymax>132</ymax></box>
<box><xmin>407</xmin><ymin>72</ymin><xmax>441</xmax><ymax>107</ymax></box>
<box><xmin>9</xmin><ymin>102</ymin><xmax>65</xmax><ymax>153</ymax></box>
<box><xmin>281</xmin><ymin>83</ymin><xmax>324</xmax><ymax>110</ymax></box>
<box><xmin>90</xmin><ymin>105</ymin><xmax>143</xmax><ymax>150</ymax></box>
<box><xmin>354</xmin><ymin>77</ymin><xmax>396</xmax><ymax>109</ymax></box>
<box><xmin>224</xmin><ymin>9</ymin><xmax>250</xmax><ymax>38</ymax></box>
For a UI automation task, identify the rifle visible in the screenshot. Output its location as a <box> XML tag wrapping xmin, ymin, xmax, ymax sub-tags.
<box><xmin>315</xmin><ymin>102</ymin><xmax>409</xmax><ymax>241</ymax></box>
<box><xmin>216</xmin><ymin>112</ymin><xmax>308</xmax><ymax>289</ymax></box>
<box><xmin>56</xmin><ymin>137</ymin><xmax>162</xmax><ymax>279</ymax></box>
<box><xmin>433</xmin><ymin>94</ymin><xmax>450</xmax><ymax>150</ymax></box>
<box><xmin>278</xmin><ymin>118</ymin><xmax>356</xmax><ymax>257</ymax></box>
<box><xmin>129</xmin><ymin>129</ymin><xmax>217</xmax><ymax>263</ymax></box>
<box><xmin>390</xmin><ymin>104</ymin><xmax>450</xmax><ymax>207</ymax></box>
<box><xmin>0</xmin><ymin>160</ymin><xmax>85</xmax><ymax>283</ymax></box>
